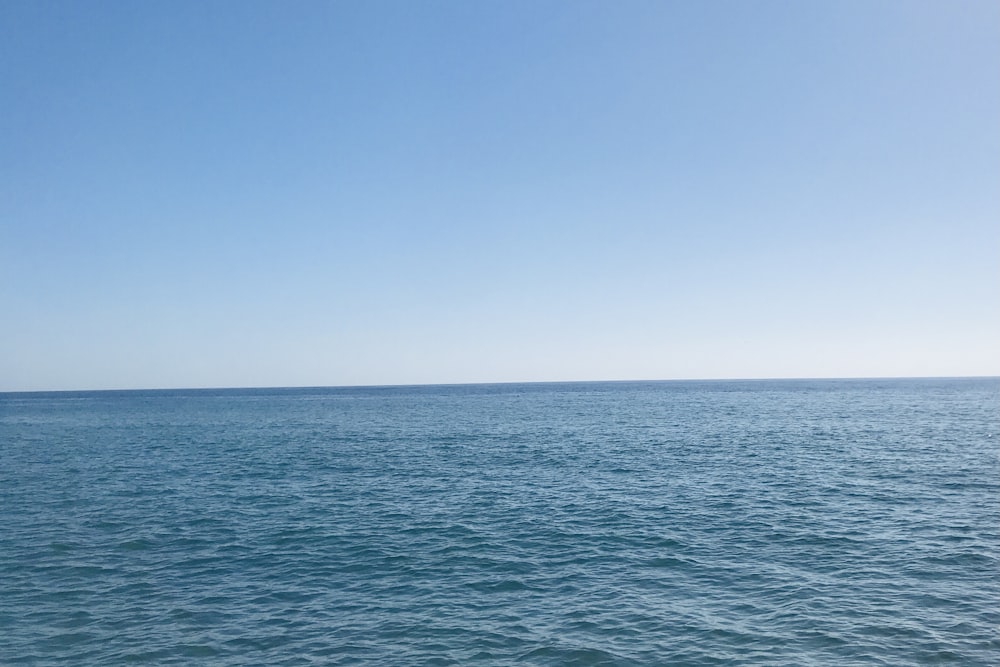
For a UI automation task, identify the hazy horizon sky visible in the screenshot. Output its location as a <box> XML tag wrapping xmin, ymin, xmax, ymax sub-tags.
<box><xmin>2</xmin><ymin>1</ymin><xmax>998</xmax><ymax>392</ymax></box>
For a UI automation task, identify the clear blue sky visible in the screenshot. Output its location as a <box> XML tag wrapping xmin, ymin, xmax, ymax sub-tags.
<box><xmin>2</xmin><ymin>1</ymin><xmax>998</xmax><ymax>391</ymax></box>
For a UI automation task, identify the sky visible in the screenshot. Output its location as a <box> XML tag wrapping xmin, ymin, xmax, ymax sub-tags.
<box><xmin>1</xmin><ymin>0</ymin><xmax>998</xmax><ymax>391</ymax></box>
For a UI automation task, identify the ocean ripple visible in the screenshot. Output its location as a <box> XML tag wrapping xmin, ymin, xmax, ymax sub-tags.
<box><xmin>1</xmin><ymin>379</ymin><xmax>998</xmax><ymax>665</ymax></box>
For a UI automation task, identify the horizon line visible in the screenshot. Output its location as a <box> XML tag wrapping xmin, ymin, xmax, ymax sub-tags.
<box><xmin>2</xmin><ymin>374</ymin><xmax>998</xmax><ymax>396</ymax></box>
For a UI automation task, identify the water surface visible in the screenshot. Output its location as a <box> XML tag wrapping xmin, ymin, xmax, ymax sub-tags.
<box><xmin>2</xmin><ymin>378</ymin><xmax>998</xmax><ymax>665</ymax></box>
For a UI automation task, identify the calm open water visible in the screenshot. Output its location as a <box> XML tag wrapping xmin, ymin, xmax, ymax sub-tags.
<box><xmin>1</xmin><ymin>378</ymin><xmax>998</xmax><ymax>665</ymax></box>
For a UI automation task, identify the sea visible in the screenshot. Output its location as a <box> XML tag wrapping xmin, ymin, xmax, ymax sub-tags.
<box><xmin>1</xmin><ymin>378</ymin><xmax>998</xmax><ymax>666</ymax></box>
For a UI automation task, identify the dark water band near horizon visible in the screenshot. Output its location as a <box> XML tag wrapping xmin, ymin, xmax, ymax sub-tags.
<box><xmin>1</xmin><ymin>378</ymin><xmax>998</xmax><ymax>665</ymax></box>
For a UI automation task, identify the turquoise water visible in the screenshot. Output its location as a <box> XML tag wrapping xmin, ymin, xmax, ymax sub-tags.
<box><xmin>2</xmin><ymin>378</ymin><xmax>998</xmax><ymax>665</ymax></box>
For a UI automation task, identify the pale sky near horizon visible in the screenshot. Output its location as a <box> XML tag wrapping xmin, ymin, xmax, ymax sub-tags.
<box><xmin>2</xmin><ymin>1</ymin><xmax>998</xmax><ymax>392</ymax></box>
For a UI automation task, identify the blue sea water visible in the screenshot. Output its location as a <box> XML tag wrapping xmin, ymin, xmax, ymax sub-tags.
<box><xmin>1</xmin><ymin>378</ymin><xmax>998</xmax><ymax>666</ymax></box>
